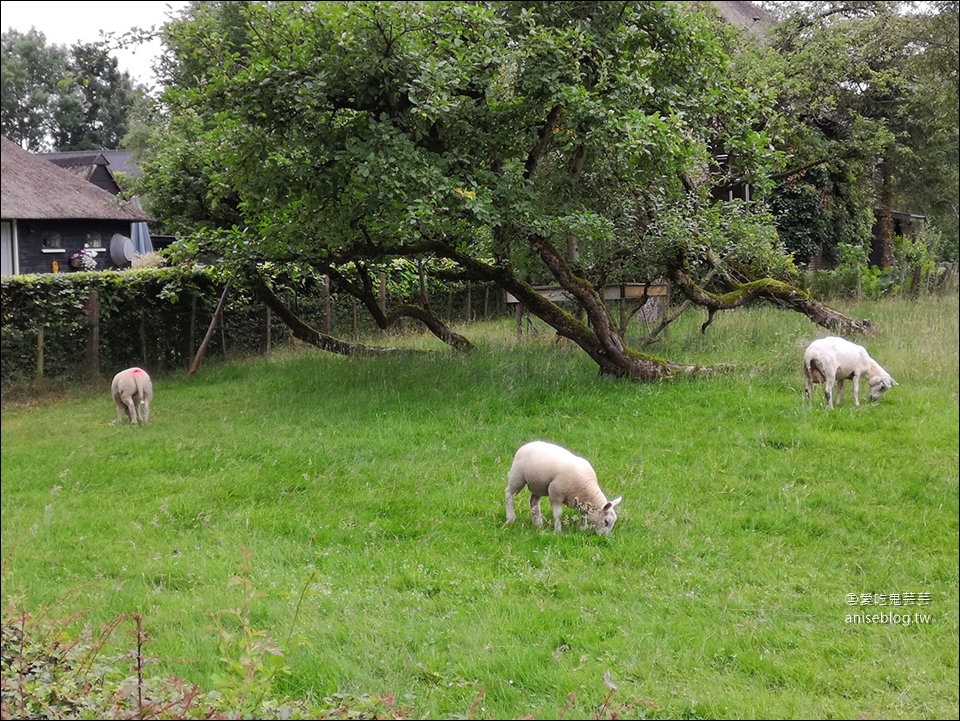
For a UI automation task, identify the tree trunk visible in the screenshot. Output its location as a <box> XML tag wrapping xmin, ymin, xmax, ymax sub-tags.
<box><xmin>424</xmin><ymin>235</ymin><xmax>875</xmax><ymax>381</ymax></box>
<box><xmin>528</xmin><ymin>237</ymin><xmax>700</xmax><ymax>379</ymax></box>
<box><xmin>428</xmin><ymin>235</ymin><xmax>698</xmax><ymax>379</ymax></box>
<box><xmin>386</xmin><ymin>304</ymin><xmax>473</xmax><ymax>350</ymax></box>
<box><xmin>565</xmin><ymin>145</ymin><xmax>587</xmax><ymax>264</ymax></box>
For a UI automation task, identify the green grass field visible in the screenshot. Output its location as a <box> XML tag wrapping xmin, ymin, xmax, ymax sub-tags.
<box><xmin>2</xmin><ymin>295</ymin><xmax>958</xmax><ymax>719</ymax></box>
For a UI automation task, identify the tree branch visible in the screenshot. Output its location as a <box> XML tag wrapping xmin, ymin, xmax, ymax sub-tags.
<box><xmin>255</xmin><ymin>277</ymin><xmax>406</xmax><ymax>355</ymax></box>
<box><xmin>524</xmin><ymin>105</ymin><xmax>564</xmax><ymax>180</ymax></box>
<box><xmin>324</xmin><ymin>264</ymin><xmax>474</xmax><ymax>350</ymax></box>
<box><xmin>669</xmin><ymin>266</ymin><xmax>877</xmax><ymax>336</ymax></box>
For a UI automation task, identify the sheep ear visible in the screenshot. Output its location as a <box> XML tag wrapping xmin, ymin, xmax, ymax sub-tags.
<box><xmin>606</xmin><ymin>496</ymin><xmax>623</xmax><ymax>510</ymax></box>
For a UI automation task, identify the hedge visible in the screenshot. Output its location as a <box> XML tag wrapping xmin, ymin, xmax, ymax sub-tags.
<box><xmin>1</xmin><ymin>267</ymin><xmax>278</xmax><ymax>385</ymax></box>
<box><xmin>1</xmin><ymin>268</ymin><xmax>509</xmax><ymax>387</ymax></box>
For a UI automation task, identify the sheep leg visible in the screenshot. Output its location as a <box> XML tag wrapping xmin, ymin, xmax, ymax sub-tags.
<box><xmin>126</xmin><ymin>398</ymin><xmax>139</xmax><ymax>424</ymax></box>
<box><xmin>529</xmin><ymin>495</ymin><xmax>544</xmax><ymax>526</ymax></box>
<box><xmin>504</xmin><ymin>486</ymin><xmax>517</xmax><ymax>524</ymax></box>
<box><xmin>824</xmin><ymin>377</ymin><xmax>835</xmax><ymax>409</ymax></box>
<box><xmin>113</xmin><ymin>399</ymin><xmax>127</xmax><ymax>425</ymax></box>
<box><xmin>550</xmin><ymin>500</ymin><xmax>564</xmax><ymax>532</ymax></box>
<box><xmin>139</xmin><ymin>399</ymin><xmax>150</xmax><ymax>425</ymax></box>
<box><xmin>118</xmin><ymin>392</ymin><xmax>139</xmax><ymax>425</ymax></box>
<box><xmin>851</xmin><ymin>373</ymin><xmax>861</xmax><ymax>406</ymax></box>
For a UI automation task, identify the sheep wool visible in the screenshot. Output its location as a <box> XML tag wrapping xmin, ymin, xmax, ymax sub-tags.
<box><xmin>803</xmin><ymin>336</ymin><xmax>897</xmax><ymax>409</ymax></box>
<box><xmin>111</xmin><ymin>367</ymin><xmax>153</xmax><ymax>425</ymax></box>
<box><xmin>505</xmin><ymin>441</ymin><xmax>622</xmax><ymax>534</ymax></box>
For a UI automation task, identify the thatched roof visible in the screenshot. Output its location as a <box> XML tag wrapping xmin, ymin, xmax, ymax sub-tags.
<box><xmin>712</xmin><ymin>1</ymin><xmax>777</xmax><ymax>39</ymax></box>
<box><xmin>1</xmin><ymin>136</ymin><xmax>151</xmax><ymax>222</ymax></box>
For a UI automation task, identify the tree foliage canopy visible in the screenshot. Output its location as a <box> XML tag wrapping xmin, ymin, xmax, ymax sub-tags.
<box><xmin>143</xmin><ymin>1</ymin><xmax>930</xmax><ymax>377</ymax></box>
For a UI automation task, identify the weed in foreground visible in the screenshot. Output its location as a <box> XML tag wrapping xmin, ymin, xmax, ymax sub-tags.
<box><xmin>1</xmin><ymin>550</ymin><xmax>643</xmax><ymax>720</ymax></box>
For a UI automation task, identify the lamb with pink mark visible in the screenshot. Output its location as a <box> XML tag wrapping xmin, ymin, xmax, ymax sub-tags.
<box><xmin>111</xmin><ymin>367</ymin><xmax>153</xmax><ymax>425</ymax></box>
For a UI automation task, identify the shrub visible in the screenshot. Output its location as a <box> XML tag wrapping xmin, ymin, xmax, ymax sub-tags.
<box><xmin>131</xmin><ymin>252</ymin><xmax>168</xmax><ymax>270</ymax></box>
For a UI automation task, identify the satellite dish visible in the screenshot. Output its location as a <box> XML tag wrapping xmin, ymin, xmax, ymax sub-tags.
<box><xmin>110</xmin><ymin>233</ymin><xmax>136</xmax><ymax>266</ymax></box>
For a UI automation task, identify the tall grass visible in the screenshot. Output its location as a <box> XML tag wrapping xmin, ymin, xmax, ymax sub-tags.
<box><xmin>2</xmin><ymin>295</ymin><xmax>957</xmax><ymax>719</ymax></box>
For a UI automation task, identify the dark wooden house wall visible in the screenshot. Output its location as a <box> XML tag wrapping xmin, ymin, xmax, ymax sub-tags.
<box><xmin>869</xmin><ymin>212</ymin><xmax>926</xmax><ymax>268</ymax></box>
<box><xmin>16</xmin><ymin>218</ymin><xmax>133</xmax><ymax>274</ymax></box>
<box><xmin>87</xmin><ymin>166</ymin><xmax>122</xmax><ymax>195</ymax></box>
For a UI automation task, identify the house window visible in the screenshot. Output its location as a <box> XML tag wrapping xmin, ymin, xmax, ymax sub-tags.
<box><xmin>86</xmin><ymin>232</ymin><xmax>106</xmax><ymax>250</ymax></box>
<box><xmin>42</xmin><ymin>232</ymin><xmax>62</xmax><ymax>249</ymax></box>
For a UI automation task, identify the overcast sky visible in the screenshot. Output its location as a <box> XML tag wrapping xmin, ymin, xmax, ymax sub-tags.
<box><xmin>1</xmin><ymin>0</ymin><xmax>190</xmax><ymax>88</ymax></box>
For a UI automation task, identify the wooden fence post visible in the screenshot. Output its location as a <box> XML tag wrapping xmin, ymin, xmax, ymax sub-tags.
<box><xmin>189</xmin><ymin>293</ymin><xmax>197</xmax><ymax>360</ymax></box>
<box><xmin>84</xmin><ymin>290</ymin><xmax>100</xmax><ymax>378</ymax></box>
<box><xmin>36</xmin><ymin>324</ymin><xmax>44</xmax><ymax>382</ymax></box>
<box><xmin>321</xmin><ymin>274</ymin><xmax>332</xmax><ymax>335</ymax></box>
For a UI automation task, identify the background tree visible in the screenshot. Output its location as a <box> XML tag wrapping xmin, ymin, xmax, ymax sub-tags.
<box><xmin>1</xmin><ymin>29</ymin><xmax>146</xmax><ymax>152</ymax></box>
<box><xmin>0</xmin><ymin>28</ymin><xmax>67</xmax><ymax>151</ymax></box>
<box><xmin>894</xmin><ymin>0</ymin><xmax>959</xmax><ymax>261</ymax></box>
<box><xmin>51</xmin><ymin>42</ymin><xmax>143</xmax><ymax>151</ymax></box>
<box><xmin>760</xmin><ymin>0</ymin><xmax>959</xmax><ymax>267</ymax></box>
<box><xmin>133</xmin><ymin>1</ymin><xmax>257</xmax><ymax>234</ymax></box>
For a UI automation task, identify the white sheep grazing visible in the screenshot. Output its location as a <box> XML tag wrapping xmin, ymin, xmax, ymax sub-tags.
<box><xmin>111</xmin><ymin>367</ymin><xmax>153</xmax><ymax>425</ymax></box>
<box><xmin>803</xmin><ymin>336</ymin><xmax>897</xmax><ymax>409</ymax></box>
<box><xmin>505</xmin><ymin>441</ymin><xmax>623</xmax><ymax>534</ymax></box>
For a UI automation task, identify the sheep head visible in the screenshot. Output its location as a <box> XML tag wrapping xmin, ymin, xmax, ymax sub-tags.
<box><xmin>869</xmin><ymin>374</ymin><xmax>898</xmax><ymax>401</ymax></box>
<box><xmin>588</xmin><ymin>496</ymin><xmax>622</xmax><ymax>535</ymax></box>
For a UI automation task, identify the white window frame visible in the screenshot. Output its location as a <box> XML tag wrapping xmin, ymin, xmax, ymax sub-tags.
<box><xmin>1</xmin><ymin>220</ymin><xmax>18</xmax><ymax>276</ymax></box>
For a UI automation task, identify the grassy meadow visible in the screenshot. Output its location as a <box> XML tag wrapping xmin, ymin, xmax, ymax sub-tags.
<box><xmin>1</xmin><ymin>295</ymin><xmax>958</xmax><ymax>719</ymax></box>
